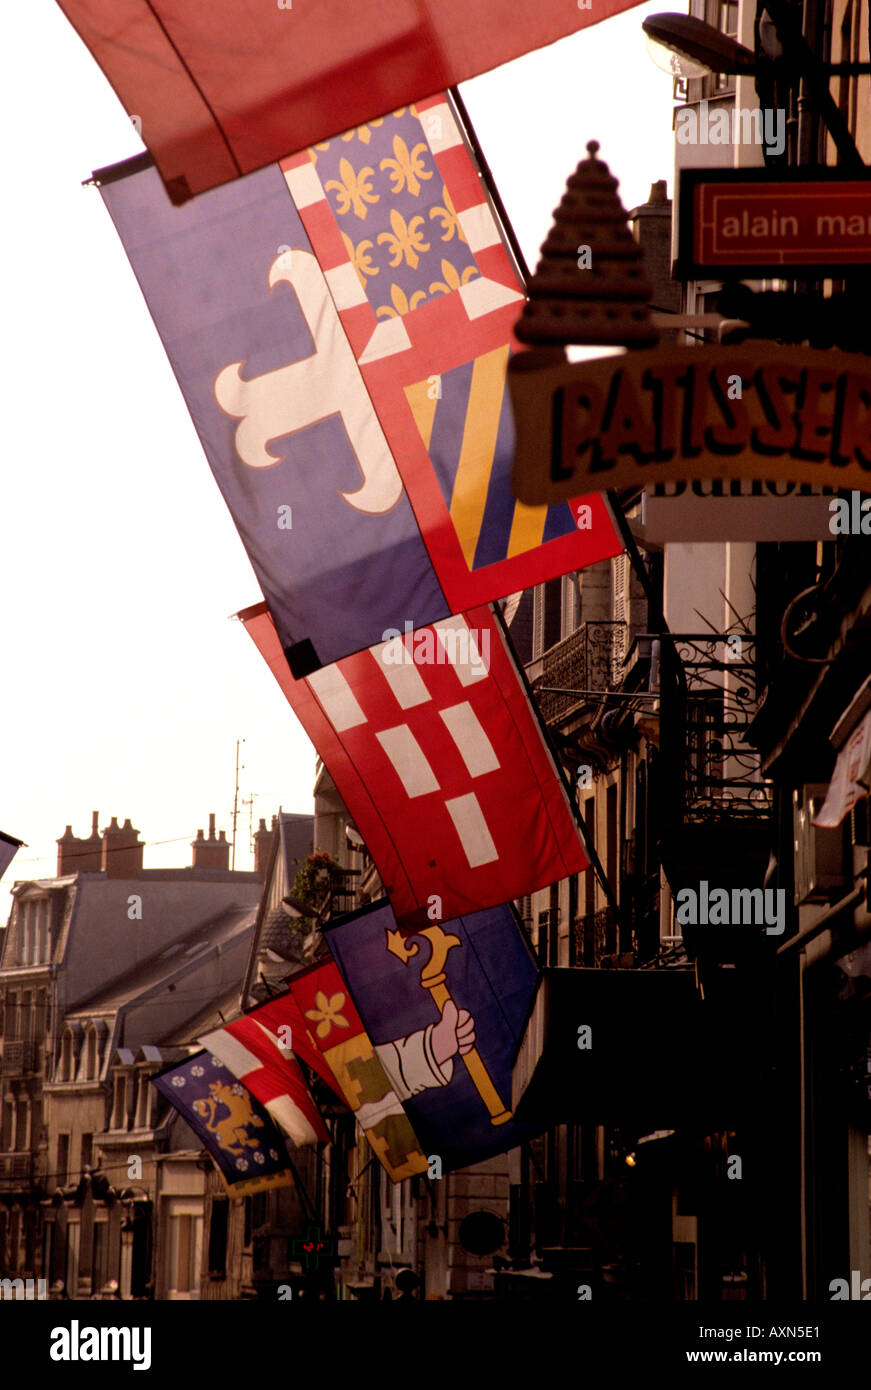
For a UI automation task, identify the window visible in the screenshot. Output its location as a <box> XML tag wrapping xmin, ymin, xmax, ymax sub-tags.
<box><xmin>1</xmin><ymin>1101</ymin><xmax>14</xmax><ymax>1151</ymax></box>
<box><xmin>583</xmin><ymin>799</ymin><xmax>596</xmax><ymax>919</ymax></box>
<box><xmin>111</xmin><ymin>1072</ymin><xmax>130</xmax><ymax>1130</ymax></box>
<box><xmin>207</xmin><ymin>1198</ymin><xmax>229</xmax><ymax>1277</ymax></box>
<box><xmin>84</xmin><ymin>1028</ymin><xmax>97</xmax><ymax>1080</ymax></box>
<box><xmin>56</xmin><ymin>1133</ymin><xmax>70</xmax><ymax>1187</ymax></box>
<box><xmin>7</xmin><ymin>994</ymin><xmax>18</xmax><ymax>1042</ymax></box>
<box><xmin>60</xmin><ymin>1030</ymin><xmax>73</xmax><ymax>1083</ymax></box>
<box><xmin>165</xmin><ymin>1201</ymin><xmax>203</xmax><ymax>1298</ymax></box>
<box><xmin>14</xmin><ymin>1099</ymin><xmax>28</xmax><ymax>1152</ymax></box>
<box><xmin>80</xmin><ymin>1133</ymin><xmax>93</xmax><ymax>1174</ymax></box>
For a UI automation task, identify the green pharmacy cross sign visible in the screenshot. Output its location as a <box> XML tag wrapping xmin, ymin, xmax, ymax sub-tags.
<box><xmin>291</xmin><ymin>1224</ymin><xmax>337</xmax><ymax>1271</ymax></box>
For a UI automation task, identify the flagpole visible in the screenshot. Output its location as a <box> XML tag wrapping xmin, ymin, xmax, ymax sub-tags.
<box><xmin>447</xmin><ymin>87</ymin><xmax>531</xmax><ymax>286</ymax></box>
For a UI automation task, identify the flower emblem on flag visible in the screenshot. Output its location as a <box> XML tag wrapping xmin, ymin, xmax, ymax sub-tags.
<box><xmin>325</xmin><ymin>158</ymin><xmax>378</xmax><ymax>220</ymax></box>
<box><xmin>379</xmin><ymin>136</ymin><xmax>432</xmax><ymax>198</ymax></box>
<box><xmin>172</xmin><ymin>1075</ymin><xmax>185</xmax><ymax>1087</ymax></box>
<box><xmin>305</xmin><ymin>990</ymin><xmax>350</xmax><ymax>1038</ymax></box>
<box><xmin>191</xmin><ymin>1065</ymin><xmax>204</xmax><ymax>1076</ymax></box>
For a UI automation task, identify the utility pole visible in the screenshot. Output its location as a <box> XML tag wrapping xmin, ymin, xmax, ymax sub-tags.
<box><xmin>231</xmin><ymin>738</ymin><xmax>245</xmax><ymax>870</ymax></box>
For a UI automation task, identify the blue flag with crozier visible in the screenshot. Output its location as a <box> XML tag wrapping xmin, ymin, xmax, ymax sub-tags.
<box><xmin>151</xmin><ymin>1051</ymin><xmax>295</xmax><ymax>1195</ymax></box>
<box><xmin>97</xmin><ymin>155</ymin><xmax>448</xmax><ymax>676</ymax></box>
<box><xmin>324</xmin><ymin>899</ymin><xmax>543</xmax><ymax>1172</ymax></box>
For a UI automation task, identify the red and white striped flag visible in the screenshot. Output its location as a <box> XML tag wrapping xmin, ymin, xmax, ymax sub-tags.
<box><xmin>199</xmin><ymin>1006</ymin><xmax>329</xmax><ymax>1149</ymax></box>
<box><xmin>240</xmin><ymin>602</ymin><xmax>588</xmax><ymax>925</ymax></box>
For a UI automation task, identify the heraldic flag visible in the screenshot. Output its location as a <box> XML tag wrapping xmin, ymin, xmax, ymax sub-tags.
<box><xmin>151</xmin><ymin>1052</ymin><xmax>296</xmax><ymax>1195</ymax></box>
<box><xmin>59</xmin><ymin>2</ymin><xmax>648</xmax><ymax>202</ymax></box>
<box><xmin>96</xmin><ymin>97</ymin><xmax>621</xmax><ymax>674</ymax></box>
<box><xmin>240</xmin><ymin>600</ymin><xmax>589</xmax><ymax>925</ymax></box>
<box><xmin>288</xmin><ymin>961</ymin><xmax>431</xmax><ymax>1183</ymax></box>
<box><xmin>198</xmin><ymin>1004</ymin><xmax>329</xmax><ymax>1149</ymax></box>
<box><xmin>326</xmin><ymin>899</ymin><xmax>545</xmax><ymax>1173</ymax></box>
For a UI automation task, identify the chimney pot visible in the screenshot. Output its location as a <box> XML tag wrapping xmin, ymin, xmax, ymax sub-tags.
<box><xmin>91</xmin><ymin>811</ymin><xmax>100</xmax><ymax>837</ymax></box>
<box><xmin>208</xmin><ymin>813</ymin><xmax>216</xmax><ymax>840</ymax></box>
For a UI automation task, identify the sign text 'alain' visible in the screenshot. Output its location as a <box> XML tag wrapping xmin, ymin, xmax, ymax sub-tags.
<box><xmin>509</xmin><ymin>345</ymin><xmax>871</xmax><ymax>504</ymax></box>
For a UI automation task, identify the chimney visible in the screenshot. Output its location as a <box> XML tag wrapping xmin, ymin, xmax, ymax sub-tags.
<box><xmin>101</xmin><ymin>817</ymin><xmax>144</xmax><ymax>879</ymax></box>
<box><xmin>253</xmin><ymin>816</ymin><xmax>277</xmax><ymax>880</ymax></box>
<box><xmin>56</xmin><ymin>811</ymin><xmax>103</xmax><ymax>875</ymax></box>
<box><xmin>627</xmin><ymin>179</ymin><xmax>681</xmax><ymax>338</ymax></box>
<box><xmin>191</xmin><ymin>813</ymin><xmax>230</xmax><ymax>870</ymax></box>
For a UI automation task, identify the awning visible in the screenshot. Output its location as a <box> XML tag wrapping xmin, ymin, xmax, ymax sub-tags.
<box><xmin>512</xmin><ymin>968</ymin><xmax>760</xmax><ymax>1127</ymax></box>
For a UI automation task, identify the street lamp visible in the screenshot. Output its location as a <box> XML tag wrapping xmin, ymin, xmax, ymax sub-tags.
<box><xmin>642</xmin><ymin>8</ymin><xmax>867</xmax><ymax>166</ymax></box>
<box><xmin>644</xmin><ymin>14</ymin><xmax>757</xmax><ymax>76</ymax></box>
<box><xmin>642</xmin><ymin>11</ymin><xmax>871</xmax><ymax>77</ymax></box>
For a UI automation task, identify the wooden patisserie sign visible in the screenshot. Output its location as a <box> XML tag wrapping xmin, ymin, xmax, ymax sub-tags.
<box><xmin>509</xmin><ymin>345</ymin><xmax>871</xmax><ymax>504</ymax></box>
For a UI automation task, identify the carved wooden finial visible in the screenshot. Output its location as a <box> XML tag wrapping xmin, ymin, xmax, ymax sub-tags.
<box><xmin>514</xmin><ymin>142</ymin><xmax>658</xmax><ymax>350</ymax></box>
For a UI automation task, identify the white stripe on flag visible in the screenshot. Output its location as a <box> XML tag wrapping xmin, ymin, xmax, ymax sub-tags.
<box><xmin>282</xmin><ymin>162</ymin><xmax>323</xmax><ymax>209</ymax></box>
<box><xmin>376</xmin><ymin>725</ymin><xmax>440</xmax><ymax>798</ymax></box>
<box><xmin>444</xmin><ymin>793</ymin><xmax>498</xmax><ymax>867</ymax></box>
<box><xmin>199</xmin><ymin>1029</ymin><xmax>260</xmax><ymax>1080</ymax></box>
<box><xmin>375</xmin><ymin>647</ymin><xmax>432</xmax><ymax>709</ymax></box>
<box><xmin>266</xmin><ymin>1094</ymin><xmax>319</xmax><ymax>1147</ymax></box>
<box><xmin>308</xmin><ymin>665</ymin><xmax>367</xmax><ymax>730</ymax></box>
<box><xmin>439</xmin><ymin>702</ymin><xmax>500</xmax><ymax>777</ymax></box>
<box><xmin>435</xmin><ymin>616</ymin><xmax>488</xmax><ymax>685</ymax></box>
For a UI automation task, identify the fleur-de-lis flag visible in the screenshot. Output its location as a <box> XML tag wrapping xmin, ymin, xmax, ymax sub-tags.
<box><xmin>97</xmin><ymin>97</ymin><xmax>622</xmax><ymax>674</ymax></box>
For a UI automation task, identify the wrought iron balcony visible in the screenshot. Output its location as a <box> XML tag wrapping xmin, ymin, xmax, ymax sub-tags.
<box><xmin>0</xmin><ymin>1153</ymin><xmax>33</xmax><ymax>1182</ymax></box>
<box><xmin>530</xmin><ymin>622</ymin><xmax>627</xmax><ymax>726</ymax></box>
<box><xmin>571</xmin><ymin>908</ymin><xmax>619</xmax><ymax>967</ymax></box>
<box><xmin>0</xmin><ymin>1041</ymin><xmax>37</xmax><ymax>1075</ymax></box>
<box><xmin>659</xmin><ymin>633</ymin><xmax>773</xmax><ymax>828</ymax></box>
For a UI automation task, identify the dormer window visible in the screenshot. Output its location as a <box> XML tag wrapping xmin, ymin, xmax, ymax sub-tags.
<box><xmin>60</xmin><ymin>1029</ymin><xmax>73</xmax><ymax>1082</ymax></box>
<box><xmin>84</xmin><ymin>1027</ymin><xmax>98</xmax><ymax>1080</ymax></box>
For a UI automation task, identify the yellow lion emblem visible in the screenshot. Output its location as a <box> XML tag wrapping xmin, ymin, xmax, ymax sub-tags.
<box><xmin>192</xmin><ymin>1081</ymin><xmax>265</xmax><ymax>1155</ymax></box>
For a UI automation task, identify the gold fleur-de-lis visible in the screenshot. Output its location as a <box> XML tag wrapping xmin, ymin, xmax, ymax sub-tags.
<box><xmin>304</xmin><ymin>990</ymin><xmax>350</xmax><ymax>1040</ymax></box>
<box><xmin>376</xmin><ymin>282</ymin><xmax>428</xmax><ymax>319</ymax></box>
<box><xmin>429</xmin><ymin>259</ymin><xmax>479</xmax><ymax>296</ymax></box>
<box><xmin>429</xmin><ymin>185</ymin><xmax>466</xmax><ymax>243</ymax></box>
<box><xmin>325</xmin><ymin>157</ymin><xmax>379</xmax><ymax>220</ymax></box>
<box><xmin>379</xmin><ymin>136</ymin><xmax>433</xmax><ymax>198</ymax></box>
<box><xmin>341</xmin><ymin>231</ymin><xmax>379</xmax><ymax>287</ymax></box>
<box><xmin>377</xmin><ymin>208</ymin><xmax>431</xmax><ymax>269</ymax></box>
<box><xmin>338</xmin><ymin>117</ymin><xmax>384</xmax><ymax>145</ymax></box>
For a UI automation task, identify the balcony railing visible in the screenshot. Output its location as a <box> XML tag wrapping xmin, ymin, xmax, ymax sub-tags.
<box><xmin>531</xmin><ymin>622</ymin><xmax>627</xmax><ymax>725</ymax></box>
<box><xmin>659</xmin><ymin>633</ymin><xmax>773</xmax><ymax>827</ymax></box>
<box><xmin>0</xmin><ymin>1153</ymin><xmax>33</xmax><ymax>1182</ymax></box>
<box><xmin>572</xmin><ymin>908</ymin><xmax>619</xmax><ymax>966</ymax></box>
<box><xmin>0</xmin><ymin>1042</ymin><xmax>37</xmax><ymax>1075</ymax></box>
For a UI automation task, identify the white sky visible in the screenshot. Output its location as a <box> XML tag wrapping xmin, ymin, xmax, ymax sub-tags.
<box><xmin>1</xmin><ymin>1</ymin><xmax>679</xmax><ymax>918</ymax></box>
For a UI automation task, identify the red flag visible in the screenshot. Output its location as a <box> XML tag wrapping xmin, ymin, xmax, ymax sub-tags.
<box><xmin>240</xmin><ymin>602</ymin><xmax>588</xmax><ymax>925</ymax></box>
<box><xmin>58</xmin><ymin>1</ymin><xmax>648</xmax><ymax>202</ymax></box>
<box><xmin>199</xmin><ymin>1007</ymin><xmax>329</xmax><ymax>1148</ymax></box>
